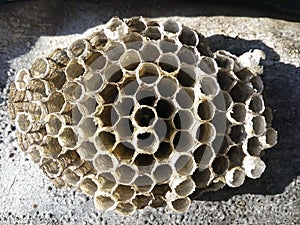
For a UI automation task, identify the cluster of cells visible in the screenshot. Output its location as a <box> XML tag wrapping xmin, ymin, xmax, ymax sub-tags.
<box><xmin>8</xmin><ymin>17</ymin><xmax>277</xmax><ymax>215</ymax></box>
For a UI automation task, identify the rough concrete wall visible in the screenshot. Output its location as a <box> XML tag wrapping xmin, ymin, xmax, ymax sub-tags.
<box><xmin>0</xmin><ymin>1</ymin><xmax>299</xmax><ymax>224</ymax></box>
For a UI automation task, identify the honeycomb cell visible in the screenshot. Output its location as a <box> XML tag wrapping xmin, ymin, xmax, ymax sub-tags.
<box><xmin>230</xmin><ymin>82</ymin><xmax>254</xmax><ymax>103</ymax></box>
<box><xmin>115</xmin><ymin>118</ymin><xmax>134</xmax><ymax>139</ymax></box>
<box><xmin>46</xmin><ymin>70</ymin><xmax>66</xmax><ymax>90</ymax></box>
<box><xmin>154</xmin><ymin>118</ymin><xmax>172</xmax><ymax>140</ymax></box>
<box><xmin>173</xmin><ymin>109</ymin><xmax>194</xmax><ymax>130</ymax></box>
<box><xmin>48</xmin><ymin>48</ymin><xmax>70</xmax><ymax>67</ymax></box>
<box><xmin>157</xmin><ymin>76</ymin><xmax>178</xmax><ymax>98</ymax></box>
<box><xmin>159</xmin><ymin>39</ymin><xmax>178</xmax><ymax>53</ymax></box>
<box><xmin>227</xmin><ymin>144</ymin><xmax>246</xmax><ymax>166</ymax></box>
<box><xmin>134</xmin><ymin>130</ymin><xmax>159</xmax><ymax>152</ymax></box>
<box><xmin>199</xmin><ymin>57</ymin><xmax>218</xmax><ymax>75</ymax></box>
<box><xmin>229</xmin><ymin>125</ymin><xmax>247</xmax><ymax>144</ymax></box>
<box><xmin>213</xmin><ymin>90</ymin><xmax>233</xmax><ymax>112</ymax></box>
<box><xmin>103</xmin><ymin>64</ymin><xmax>123</xmax><ymax>82</ymax></box>
<box><xmin>133</xmin><ymin>195</ymin><xmax>153</xmax><ymax>209</ymax></box>
<box><xmin>251</xmin><ymin>76</ymin><xmax>264</xmax><ymax>93</ymax></box>
<box><xmin>154</xmin><ymin>141</ymin><xmax>173</xmax><ymax>161</ymax></box>
<box><xmin>176</xmin><ymin>88</ymin><xmax>194</xmax><ymax>109</ymax></box>
<box><xmin>193</xmin><ymin>144</ymin><xmax>215</xmax><ymax>169</ymax></box>
<box><xmin>225</xmin><ymin>166</ymin><xmax>245</xmax><ymax>188</ymax></box>
<box><xmin>217</xmin><ymin>68</ymin><xmax>236</xmax><ymax>91</ymax></box>
<box><xmin>30</xmin><ymin>57</ymin><xmax>50</xmax><ymax>78</ymax></box>
<box><xmin>170</xmin><ymin>197</ymin><xmax>191</xmax><ymax>213</ymax></box>
<box><xmin>69</xmin><ymin>39</ymin><xmax>90</xmax><ymax>57</ymax></box>
<box><xmin>94</xmin><ymin>194</ymin><xmax>116</xmax><ymax>211</ymax></box>
<box><xmin>179</xmin><ymin>26</ymin><xmax>198</xmax><ymax>46</ymax></box>
<box><xmin>211</xmin><ymin>112</ymin><xmax>227</xmax><ymax>134</ymax></box>
<box><xmin>113</xmin><ymin>185</ymin><xmax>135</xmax><ymax>201</ymax></box>
<box><xmin>93</xmin><ymin>154</ymin><xmax>114</xmax><ymax>172</ymax></box>
<box><xmin>85</xmin><ymin>52</ymin><xmax>107</xmax><ymax>71</ymax></box>
<box><xmin>70</xmin><ymin>105</ymin><xmax>83</xmax><ymax>125</ymax></box>
<box><xmin>134</xmin><ymin>175</ymin><xmax>154</xmax><ymax>192</ymax></box>
<box><xmin>156</xmin><ymin>99</ymin><xmax>175</xmax><ymax>118</ymax></box>
<box><xmin>46</xmin><ymin>92</ymin><xmax>65</xmax><ymax>113</ymax></box>
<box><xmin>115</xmin><ymin>97</ymin><xmax>134</xmax><ymax>116</ymax></box>
<box><xmin>163</xmin><ymin>19</ymin><xmax>180</xmax><ymax>33</ymax></box>
<box><xmin>99</xmin><ymin>82</ymin><xmax>119</xmax><ymax>104</ymax></box>
<box><xmin>126</xmin><ymin>17</ymin><xmax>147</xmax><ymax>33</ymax></box>
<box><xmin>123</xmin><ymin>33</ymin><xmax>143</xmax><ymax>51</ymax></box>
<box><xmin>153</xmin><ymin>164</ymin><xmax>172</xmax><ymax>183</ymax></box>
<box><xmin>249</xmin><ymin>94</ymin><xmax>265</xmax><ymax>114</ymax></box>
<box><xmin>96</xmin><ymin>172</ymin><xmax>116</xmax><ymax>192</ymax></box>
<box><xmin>265</xmin><ymin>127</ymin><xmax>277</xmax><ymax>147</ymax></box>
<box><xmin>134</xmin><ymin>106</ymin><xmax>156</xmax><ymax>127</ymax></box>
<box><xmin>115</xmin><ymin>164</ymin><xmax>137</xmax><ymax>184</ymax></box>
<box><xmin>252</xmin><ymin>115</ymin><xmax>266</xmax><ymax>136</ymax></box>
<box><xmin>97</xmin><ymin>104</ymin><xmax>119</xmax><ymax>127</ymax></box>
<box><xmin>14</xmin><ymin>69</ymin><xmax>30</xmax><ymax>91</ymax></box>
<box><xmin>106</xmin><ymin>42</ymin><xmax>125</xmax><ymax>61</ymax></box>
<box><xmin>27</xmin><ymin>78</ymin><xmax>47</xmax><ymax>99</ymax></box>
<box><xmin>62</xmin><ymin>168</ymin><xmax>80</xmax><ymax>185</ymax></box>
<box><xmin>58</xmin><ymin>127</ymin><xmax>77</xmax><ymax>148</ymax></box>
<box><xmin>196</xmin><ymin>122</ymin><xmax>216</xmax><ymax>144</ymax></box>
<box><xmin>116</xmin><ymin>202</ymin><xmax>136</xmax><ymax>216</ymax></box>
<box><xmin>95</xmin><ymin>130</ymin><xmax>116</xmax><ymax>151</ymax></box>
<box><xmin>120</xmin><ymin>77</ymin><xmax>139</xmax><ymax>96</ymax></box>
<box><xmin>200</xmin><ymin>76</ymin><xmax>220</xmax><ymax>97</ymax></box>
<box><xmin>137</xmin><ymin>63</ymin><xmax>160</xmax><ymax>85</ymax></box>
<box><xmin>212</xmin><ymin>134</ymin><xmax>231</xmax><ymax>155</ymax></box>
<box><xmin>174</xmin><ymin>154</ymin><xmax>196</xmax><ymax>176</ymax></box>
<box><xmin>158</xmin><ymin>53</ymin><xmax>180</xmax><ymax>73</ymax></box>
<box><xmin>78</xmin><ymin>117</ymin><xmax>97</xmax><ymax>138</ymax></box>
<box><xmin>65</xmin><ymin>59</ymin><xmax>85</xmax><ymax>80</ymax></box>
<box><xmin>79</xmin><ymin>177</ymin><xmax>98</xmax><ymax>195</ymax></box>
<box><xmin>112</xmin><ymin>141</ymin><xmax>135</xmax><ymax>161</ymax></box>
<box><xmin>192</xmin><ymin>168</ymin><xmax>212</xmax><ymax>188</ymax></box>
<box><xmin>82</xmin><ymin>72</ymin><xmax>103</xmax><ymax>93</ymax></box>
<box><xmin>15</xmin><ymin>112</ymin><xmax>32</xmax><ymax>133</ymax></box>
<box><xmin>212</xmin><ymin>156</ymin><xmax>229</xmax><ymax>175</ymax></box>
<box><xmin>197</xmin><ymin>100</ymin><xmax>215</xmax><ymax>121</ymax></box>
<box><xmin>177</xmin><ymin>46</ymin><xmax>198</xmax><ymax>65</ymax></box>
<box><xmin>134</xmin><ymin>153</ymin><xmax>155</xmax><ymax>168</ymax></box>
<box><xmin>77</xmin><ymin>141</ymin><xmax>97</xmax><ymax>160</ymax></box>
<box><xmin>144</xmin><ymin>26</ymin><xmax>162</xmax><ymax>40</ymax></box>
<box><xmin>177</xmin><ymin>65</ymin><xmax>196</xmax><ymax>87</ymax></box>
<box><xmin>247</xmin><ymin>137</ymin><xmax>263</xmax><ymax>156</ymax></box>
<box><xmin>120</xmin><ymin>49</ymin><xmax>141</xmax><ymax>71</ymax></box>
<box><xmin>174</xmin><ymin>177</ymin><xmax>195</xmax><ymax>197</ymax></box>
<box><xmin>45</xmin><ymin>114</ymin><xmax>62</xmax><ymax>135</ymax></box>
<box><xmin>229</xmin><ymin>103</ymin><xmax>247</xmax><ymax>123</ymax></box>
<box><xmin>173</xmin><ymin>131</ymin><xmax>195</xmax><ymax>152</ymax></box>
<box><xmin>140</xmin><ymin>43</ymin><xmax>161</xmax><ymax>62</ymax></box>
<box><xmin>242</xmin><ymin>155</ymin><xmax>266</xmax><ymax>179</ymax></box>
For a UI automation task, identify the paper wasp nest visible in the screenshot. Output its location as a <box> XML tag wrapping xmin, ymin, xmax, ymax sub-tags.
<box><xmin>8</xmin><ymin>17</ymin><xmax>277</xmax><ymax>215</ymax></box>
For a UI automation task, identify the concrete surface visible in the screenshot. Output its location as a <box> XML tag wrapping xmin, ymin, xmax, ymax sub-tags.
<box><xmin>0</xmin><ymin>1</ymin><xmax>299</xmax><ymax>224</ymax></box>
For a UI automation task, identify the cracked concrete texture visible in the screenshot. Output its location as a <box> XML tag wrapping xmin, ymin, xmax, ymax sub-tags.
<box><xmin>0</xmin><ymin>1</ymin><xmax>299</xmax><ymax>224</ymax></box>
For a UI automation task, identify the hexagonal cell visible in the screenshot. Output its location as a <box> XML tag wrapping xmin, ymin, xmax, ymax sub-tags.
<box><xmin>93</xmin><ymin>153</ymin><xmax>115</xmax><ymax>172</ymax></box>
<box><xmin>137</xmin><ymin>63</ymin><xmax>160</xmax><ymax>85</ymax></box>
<box><xmin>140</xmin><ymin>43</ymin><xmax>161</xmax><ymax>62</ymax></box>
<box><xmin>230</xmin><ymin>103</ymin><xmax>247</xmax><ymax>123</ymax></box>
<box><xmin>62</xmin><ymin>168</ymin><xmax>80</xmax><ymax>185</ymax></box>
<box><xmin>171</xmin><ymin>197</ymin><xmax>191</xmax><ymax>213</ymax></box>
<box><xmin>135</xmin><ymin>131</ymin><xmax>158</xmax><ymax>152</ymax></box>
<box><xmin>14</xmin><ymin>68</ymin><xmax>30</xmax><ymax>91</ymax></box>
<box><xmin>192</xmin><ymin>168</ymin><xmax>212</xmax><ymax>188</ymax></box>
<box><xmin>213</xmin><ymin>90</ymin><xmax>233</xmax><ymax>112</ymax></box>
<box><xmin>103</xmin><ymin>64</ymin><xmax>123</xmax><ymax>83</ymax></box>
<box><xmin>159</xmin><ymin>39</ymin><xmax>178</xmax><ymax>53</ymax></box>
<box><xmin>153</xmin><ymin>164</ymin><xmax>172</xmax><ymax>183</ymax></box>
<box><xmin>94</xmin><ymin>194</ymin><xmax>116</xmax><ymax>211</ymax></box>
<box><xmin>242</xmin><ymin>155</ymin><xmax>266</xmax><ymax>179</ymax></box>
<box><xmin>193</xmin><ymin>144</ymin><xmax>215</xmax><ymax>169</ymax></box>
<box><xmin>176</xmin><ymin>88</ymin><xmax>194</xmax><ymax>109</ymax></box>
<box><xmin>176</xmin><ymin>65</ymin><xmax>196</xmax><ymax>87</ymax></box>
<box><xmin>200</xmin><ymin>76</ymin><xmax>220</xmax><ymax>97</ymax></box>
<box><xmin>215</xmin><ymin>50</ymin><xmax>235</xmax><ymax>69</ymax></box>
<box><xmin>69</xmin><ymin>39</ymin><xmax>89</xmax><ymax>57</ymax></box>
<box><xmin>229</xmin><ymin>125</ymin><xmax>247</xmax><ymax>144</ymax></box>
<box><xmin>115</xmin><ymin>164</ymin><xmax>137</xmax><ymax>184</ymax></box>
<box><xmin>265</xmin><ymin>127</ymin><xmax>277</xmax><ymax>148</ymax></box>
<box><xmin>120</xmin><ymin>77</ymin><xmax>139</xmax><ymax>96</ymax></box>
<box><xmin>99</xmin><ymin>82</ymin><xmax>119</xmax><ymax>104</ymax></box>
<box><xmin>63</xmin><ymin>81</ymin><xmax>83</xmax><ymax>102</ymax></box>
<box><xmin>95</xmin><ymin>130</ymin><xmax>116</xmax><ymax>151</ymax></box>
<box><xmin>96</xmin><ymin>172</ymin><xmax>116</xmax><ymax>192</ymax></box>
<box><xmin>173</xmin><ymin>131</ymin><xmax>195</xmax><ymax>152</ymax></box>
<box><xmin>113</xmin><ymin>185</ymin><xmax>135</xmax><ymax>201</ymax></box>
<box><xmin>177</xmin><ymin>46</ymin><xmax>197</xmax><ymax>65</ymax></box>
<box><xmin>65</xmin><ymin>59</ymin><xmax>85</xmax><ymax>80</ymax></box>
<box><xmin>106</xmin><ymin>42</ymin><xmax>125</xmax><ymax>61</ymax></box>
<box><xmin>251</xmin><ymin>76</ymin><xmax>264</xmax><ymax>93</ymax></box>
<box><xmin>249</xmin><ymin>94</ymin><xmax>265</xmax><ymax>114</ymax></box>
<box><xmin>217</xmin><ymin>68</ymin><xmax>237</xmax><ymax>91</ymax></box>
<box><xmin>163</xmin><ymin>19</ymin><xmax>180</xmax><ymax>33</ymax></box>
<box><xmin>15</xmin><ymin>112</ymin><xmax>32</xmax><ymax>133</ymax></box>
<box><xmin>58</xmin><ymin>127</ymin><xmax>77</xmax><ymax>149</ymax></box>
<box><xmin>48</xmin><ymin>48</ymin><xmax>70</xmax><ymax>67</ymax></box>
<box><xmin>212</xmin><ymin>156</ymin><xmax>229</xmax><ymax>175</ymax></box>
<box><xmin>173</xmin><ymin>109</ymin><xmax>194</xmax><ymax>130</ymax></box>
<box><xmin>120</xmin><ymin>49</ymin><xmax>141</xmax><ymax>71</ymax></box>
<box><xmin>78</xmin><ymin>117</ymin><xmax>97</xmax><ymax>138</ymax></box>
<box><xmin>151</xmin><ymin>184</ymin><xmax>170</xmax><ymax>208</ymax></box>
<box><xmin>82</xmin><ymin>71</ymin><xmax>103</xmax><ymax>93</ymax></box>
<box><xmin>179</xmin><ymin>26</ymin><xmax>198</xmax><ymax>46</ymax></box>
<box><xmin>134</xmin><ymin>175</ymin><xmax>154</xmax><ymax>192</ymax></box>
<box><xmin>156</xmin><ymin>99</ymin><xmax>175</xmax><ymax>118</ymax></box>
<box><xmin>252</xmin><ymin>115</ymin><xmax>266</xmax><ymax>136</ymax></box>
<box><xmin>247</xmin><ymin>137</ymin><xmax>263</xmax><ymax>156</ymax></box>
<box><xmin>87</xmin><ymin>30</ymin><xmax>108</xmax><ymax>50</ymax></box>
<box><xmin>154</xmin><ymin>141</ymin><xmax>173</xmax><ymax>161</ymax></box>
<box><xmin>116</xmin><ymin>202</ymin><xmax>136</xmax><ymax>216</ymax></box>
<box><xmin>123</xmin><ymin>32</ymin><xmax>143</xmax><ymax>50</ymax></box>
<box><xmin>79</xmin><ymin>177</ymin><xmax>98</xmax><ymax>195</ymax></box>
<box><xmin>97</xmin><ymin>104</ymin><xmax>119</xmax><ymax>127</ymax></box>
<box><xmin>235</xmin><ymin>68</ymin><xmax>254</xmax><ymax>82</ymax></box>
<box><xmin>263</xmin><ymin>107</ymin><xmax>273</xmax><ymax>127</ymax></box>
<box><xmin>115</xmin><ymin>118</ymin><xmax>134</xmax><ymax>139</ymax></box>
<box><xmin>136</xmin><ymin>87</ymin><xmax>157</xmax><ymax>107</ymax></box>
<box><xmin>27</xmin><ymin>78</ymin><xmax>47</xmax><ymax>99</ymax></box>
<box><xmin>104</xmin><ymin>17</ymin><xmax>128</xmax><ymax>39</ymax></box>
<box><xmin>154</xmin><ymin>118</ymin><xmax>173</xmax><ymax>140</ymax></box>
<box><xmin>126</xmin><ymin>17</ymin><xmax>146</xmax><ymax>33</ymax></box>
<box><xmin>157</xmin><ymin>76</ymin><xmax>178</xmax><ymax>98</ymax></box>
<box><xmin>144</xmin><ymin>26</ymin><xmax>162</xmax><ymax>40</ymax></box>
<box><xmin>158</xmin><ymin>53</ymin><xmax>180</xmax><ymax>73</ymax></box>
<box><xmin>70</xmin><ymin>105</ymin><xmax>83</xmax><ymax>125</ymax></box>
<box><xmin>77</xmin><ymin>141</ymin><xmax>97</xmax><ymax>160</ymax></box>
<box><xmin>78</xmin><ymin>96</ymin><xmax>98</xmax><ymax>115</ymax></box>
<box><xmin>174</xmin><ymin>154</ymin><xmax>196</xmax><ymax>176</ymax></box>
<box><xmin>85</xmin><ymin>52</ymin><xmax>107</xmax><ymax>71</ymax></box>
<box><xmin>199</xmin><ymin>56</ymin><xmax>218</xmax><ymax>75</ymax></box>
<box><xmin>134</xmin><ymin>106</ymin><xmax>156</xmax><ymax>127</ymax></box>
<box><xmin>227</xmin><ymin>144</ymin><xmax>246</xmax><ymax>166</ymax></box>
<box><xmin>197</xmin><ymin>100</ymin><xmax>215</xmax><ymax>121</ymax></box>
<box><xmin>212</xmin><ymin>134</ymin><xmax>231</xmax><ymax>155</ymax></box>
<box><xmin>134</xmin><ymin>153</ymin><xmax>155</xmax><ymax>173</ymax></box>
<box><xmin>46</xmin><ymin>92</ymin><xmax>65</xmax><ymax>113</ymax></box>
<box><xmin>230</xmin><ymin>82</ymin><xmax>254</xmax><ymax>103</ymax></box>
<box><xmin>113</xmin><ymin>141</ymin><xmax>135</xmax><ymax>161</ymax></box>
<box><xmin>211</xmin><ymin>112</ymin><xmax>227</xmax><ymax>134</ymax></box>
<box><xmin>133</xmin><ymin>194</ymin><xmax>153</xmax><ymax>209</ymax></box>
<box><xmin>115</xmin><ymin>97</ymin><xmax>134</xmax><ymax>116</ymax></box>
<box><xmin>196</xmin><ymin>122</ymin><xmax>216</xmax><ymax>144</ymax></box>
<box><xmin>225</xmin><ymin>166</ymin><xmax>246</xmax><ymax>188</ymax></box>
<box><xmin>30</xmin><ymin>57</ymin><xmax>50</xmax><ymax>78</ymax></box>
<box><xmin>46</xmin><ymin>70</ymin><xmax>66</xmax><ymax>90</ymax></box>
<box><xmin>174</xmin><ymin>177</ymin><xmax>195</xmax><ymax>197</ymax></box>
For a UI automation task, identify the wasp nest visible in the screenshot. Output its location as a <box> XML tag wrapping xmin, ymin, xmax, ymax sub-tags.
<box><xmin>8</xmin><ymin>17</ymin><xmax>277</xmax><ymax>215</ymax></box>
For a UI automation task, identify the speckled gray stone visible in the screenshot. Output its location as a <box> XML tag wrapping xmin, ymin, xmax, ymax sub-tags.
<box><xmin>0</xmin><ymin>1</ymin><xmax>299</xmax><ymax>225</ymax></box>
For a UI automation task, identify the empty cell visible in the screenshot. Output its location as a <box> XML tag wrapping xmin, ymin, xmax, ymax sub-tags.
<box><xmin>235</xmin><ymin>68</ymin><xmax>254</xmax><ymax>82</ymax></box>
<box><xmin>247</xmin><ymin>137</ymin><xmax>263</xmax><ymax>156</ymax></box>
<box><xmin>175</xmin><ymin>154</ymin><xmax>195</xmax><ymax>176</ymax></box>
<box><xmin>113</xmin><ymin>141</ymin><xmax>135</xmax><ymax>161</ymax></box>
<box><xmin>82</xmin><ymin>72</ymin><xmax>103</xmax><ymax>92</ymax></box>
<box><xmin>87</xmin><ymin>30</ymin><xmax>108</xmax><ymax>49</ymax></box>
<box><xmin>133</xmin><ymin>195</ymin><xmax>153</xmax><ymax>209</ymax></box>
<box><xmin>95</xmin><ymin>131</ymin><xmax>116</xmax><ymax>151</ymax></box>
<box><xmin>94</xmin><ymin>195</ymin><xmax>115</xmax><ymax>211</ymax></box>
<box><xmin>157</xmin><ymin>76</ymin><xmax>177</xmax><ymax>98</ymax></box>
<box><xmin>140</xmin><ymin>43</ymin><xmax>161</xmax><ymax>62</ymax></box>
<box><xmin>171</xmin><ymin>197</ymin><xmax>191</xmax><ymax>213</ymax></box>
<box><xmin>249</xmin><ymin>94</ymin><xmax>265</xmax><ymax>114</ymax></box>
<box><xmin>120</xmin><ymin>49</ymin><xmax>141</xmax><ymax>71</ymax></box>
<box><xmin>192</xmin><ymin>168</ymin><xmax>212</xmax><ymax>188</ymax></box>
<box><xmin>154</xmin><ymin>141</ymin><xmax>173</xmax><ymax>161</ymax></box>
<box><xmin>58</xmin><ymin>127</ymin><xmax>77</xmax><ymax>148</ymax></box>
<box><xmin>85</xmin><ymin>52</ymin><xmax>107</xmax><ymax>71</ymax></box>
<box><xmin>100</xmin><ymin>83</ymin><xmax>119</xmax><ymax>104</ymax></box>
<box><xmin>136</xmin><ymin>87</ymin><xmax>157</xmax><ymax>106</ymax></box>
<box><xmin>213</xmin><ymin>90</ymin><xmax>233</xmax><ymax>111</ymax></box>
<box><xmin>105</xmin><ymin>17</ymin><xmax>128</xmax><ymax>39</ymax></box>
<box><xmin>153</xmin><ymin>164</ymin><xmax>172</xmax><ymax>183</ymax></box>
<box><xmin>80</xmin><ymin>178</ymin><xmax>98</xmax><ymax>195</ymax></box>
<box><xmin>176</xmin><ymin>88</ymin><xmax>194</xmax><ymax>109</ymax></box>
<box><xmin>45</xmin><ymin>114</ymin><xmax>62</xmax><ymax>135</ymax></box>
<box><xmin>177</xmin><ymin>47</ymin><xmax>197</xmax><ymax>65</ymax></box>
<box><xmin>227</xmin><ymin>145</ymin><xmax>246</xmax><ymax>166</ymax></box>
<box><xmin>265</xmin><ymin>127</ymin><xmax>277</xmax><ymax>147</ymax></box>
<box><xmin>15</xmin><ymin>112</ymin><xmax>31</xmax><ymax>133</ymax></box>
<box><xmin>126</xmin><ymin>17</ymin><xmax>147</xmax><ymax>33</ymax></box>
<box><xmin>212</xmin><ymin>134</ymin><xmax>230</xmax><ymax>155</ymax></box>
<box><xmin>65</xmin><ymin>59</ymin><xmax>85</xmax><ymax>80</ymax></box>
<box><xmin>199</xmin><ymin>57</ymin><xmax>218</xmax><ymax>75</ymax></box>
<box><xmin>251</xmin><ymin>76</ymin><xmax>264</xmax><ymax>93</ymax></box>
<box><xmin>134</xmin><ymin>106</ymin><xmax>156</xmax><ymax>127</ymax></box>
<box><xmin>116</xmin><ymin>202</ymin><xmax>135</xmax><ymax>216</ymax></box>
<box><xmin>98</xmin><ymin>104</ymin><xmax>119</xmax><ymax>127</ymax></box>
<box><xmin>30</xmin><ymin>58</ymin><xmax>49</xmax><ymax>78</ymax></box>
<box><xmin>77</xmin><ymin>141</ymin><xmax>97</xmax><ymax>160</ymax></box>
<box><xmin>57</xmin><ymin>150</ymin><xmax>81</xmax><ymax>168</ymax></box>
<box><xmin>225</xmin><ymin>166</ymin><xmax>246</xmax><ymax>188</ymax></box>
<box><xmin>163</xmin><ymin>19</ymin><xmax>180</xmax><ymax>33</ymax></box>
<box><xmin>153</xmin><ymin>118</ymin><xmax>169</xmax><ymax>141</ymax></box>
<box><xmin>175</xmin><ymin>177</ymin><xmax>195</xmax><ymax>197</ymax></box>
<box><xmin>134</xmin><ymin>154</ymin><xmax>155</xmax><ymax>171</ymax></box>
<box><xmin>42</xmin><ymin>137</ymin><xmax>62</xmax><ymax>158</ymax></box>
<box><xmin>71</xmin><ymin>105</ymin><xmax>83</xmax><ymax>125</ymax></box>
<box><xmin>134</xmin><ymin>175</ymin><xmax>154</xmax><ymax>192</ymax></box>
<box><xmin>27</xmin><ymin>78</ymin><xmax>47</xmax><ymax>98</ymax></box>
<box><xmin>215</xmin><ymin>50</ymin><xmax>235</xmax><ymax>69</ymax></box>
<box><xmin>229</xmin><ymin>125</ymin><xmax>247</xmax><ymax>144</ymax></box>
<box><xmin>115</xmin><ymin>118</ymin><xmax>134</xmax><ymax>139</ymax></box>
<box><xmin>196</xmin><ymin>122</ymin><xmax>216</xmax><ymax>143</ymax></box>
<box><xmin>106</xmin><ymin>42</ymin><xmax>125</xmax><ymax>61</ymax></box>
<box><xmin>46</xmin><ymin>92</ymin><xmax>65</xmax><ymax>113</ymax></box>
<box><xmin>94</xmin><ymin>154</ymin><xmax>114</xmax><ymax>172</ymax></box>
<box><xmin>159</xmin><ymin>40</ymin><xmax>178</xmax><ymax>53</ymax></box>
<box><xmin>217</xmin><ymin>68</ymin><xmax>236</xmax><ymax>91</ymax></box>
<box><xmin>197</xmin><ymin>100</ymin><xmax>215</xmax><ymax>121</ymax></box>
<box><xmin>121</xmin><ymin>77</ymin><xmax>139</xmax><ymax>96</ymax></box>
<box><xmin>79</xmin><ymin>96</ymin><xmax>98</xmax><ymax>115</ymax></box>
<box><xmin>69</xmin><ymin>39</ymin><xmax>89</xmax><ymax>57</ymax></box>
<box><xmin>46</xmin><ymin>70</ymin><xmax>66</xmax><ymax>90</ymax></box>
<box><xmin>96</xmin><ymin>172</ymin><xmax>116</xmax><ymax>192</ymax></box>
<box><xmin>28</xmin><ymin>147</ymin><xmax>42</xmax><ymax>164</ymax></box>
<box><xmin>252</xmin><ymin>115</ymin><xmax>266</xmax><ymax>135</ymax></box>
<box><xmin>115</xmin><ymin>164</ymin><xmax>136</xmax><ymax>184</ymax></box>
<box><xmin>200</xmin><ymin>76</ymin><xmax>220</xmax><ymax>97</ymax></box>
<box><xmin>179</xmin><ymin>26</ymin><xmax>198</xmax><ymax>46</ymax></box>
<box><xmin>230</xmin><ymin>82</ymin><xmax>254</xmax><ymax>103</ymax></box>
<box><xmin>230</xmin><ymin>103</ymin><xmax>247</xmax><ymax>123</ymax></box>
<box><xmin>116</xmin><ymin>97</ymin><xmax>134</xmax><ymax>116</ymax></box>
<box><xmin>123</xmin><ymin>32</ymin><xmax>143</xmax><ymax>50</ymax></box>
<box><xmin>113</xmin><ymin>185</ymin><xmax>135</xmax><ymax>201</ymax></box>
<box><xmin>173</xmin><ymin>131</ymin><xmax>194</xmax><ymax>152</ymax></box>
<box><xmin>62</xmin><ymin>168</ymin><xmax>80</xmax><ymax>185</ymax></box>
<box><xmin>48</xmin><ymin>48</ymin><xmax>70</xmax><ymax>67</ymax></box>
<box><xmin>158</xmin><ymin>53</ymin><xmax>180</xmax><ymax>73</ymax></box>
<box><xmin>176</xmin><ymin>66</ymin><xmax>196</xmax><ymax>87</ymax></box>
<box><xmin>193</xmin><ymin>144</ymin><xmax>215</xmax><ymax>168</ymax></box>
<box><xmin>15</xmin><ymin>69</ymin><xmax>30</xmax><ymax>90</ymax></box>
<box><xmin>78</xmin><ymin>117</ymin><xmax>97</xmax><ymax>137</ymax></box>
<box><xmin>63</xmin><ymin>81</ymin><xmax>82</xmax><ymax>102</ymax></box>
<box><xmin>144</xmin><ymin>26</ymin><xmax>162</xmax><ymax>40</ymax></box>
<box><xmin>173</xmin><ymin>109</ymin><xmax>194</xmax><ymax>130</ymax></box>
<box><xmin>138</xmin><ymin>63</ymin><xmax>160</xmax><ymax>84</ymax></box>
<box><xmin>156</xmin><ymin>99</ymin><xmax>175</xmax><ymax>118</ymax></box>
<box><xmin>212</xmin><ymin>156</ymin><xmax>229</xmax><ymax>175</ymax></box>
<box><xmin>211</xmin><ymin>112</ymin><xmax>227</xmax><ymax>134</ymax></box>
<box><xmin>104</xmin><ymin>64</ymin><xmax>123</xmax><ymax>82</ymax></box>
<box><xmin>242</xmin><ymin>155</ymin><xmax>266</xmax><ymax>179</ymax></box>
<box><xmin>136</xmin><ymin>131</ymin><xmax>157</xmax><ymax>150</ymax></box>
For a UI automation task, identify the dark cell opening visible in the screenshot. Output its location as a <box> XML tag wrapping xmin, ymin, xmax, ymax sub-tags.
<box><xmin>156</xmin><ymin>99</ymin><xmax>174</xmax><ymax>119</ymax></box>
<box><xmin>134</xmin><ymin>107</ymin><xmax>155</xmax><ymax>127</ymax></box>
